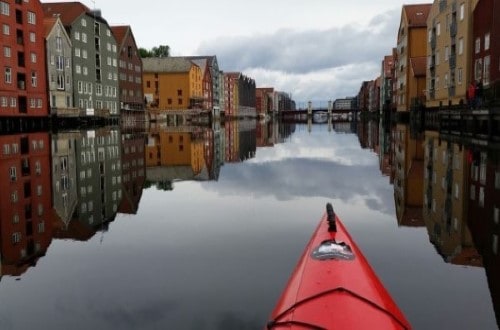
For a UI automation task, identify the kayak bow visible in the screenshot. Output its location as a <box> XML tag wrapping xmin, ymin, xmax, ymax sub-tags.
<box><xmin>267</xmin><ymin>203</ymin><xmax>411</xmax><ymax>330</ymax></box>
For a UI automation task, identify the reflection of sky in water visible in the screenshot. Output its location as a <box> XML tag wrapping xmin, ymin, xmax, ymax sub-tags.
<box><xmin>205</xmin><ymin>130</ymin><xmax>394</xmax><ymax>215</ymax></box>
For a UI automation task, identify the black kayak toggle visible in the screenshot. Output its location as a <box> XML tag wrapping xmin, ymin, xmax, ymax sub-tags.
<box><xmin>326</xmin><ymin>203</ymin><xmax>337</xmax><ymax>232</ymax></box>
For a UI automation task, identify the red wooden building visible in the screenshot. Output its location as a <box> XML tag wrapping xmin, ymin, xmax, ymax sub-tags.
<box><xmin>0</xmin><ymin>0</ymin><xmax>48</xmax><ymax>117</ymax></box>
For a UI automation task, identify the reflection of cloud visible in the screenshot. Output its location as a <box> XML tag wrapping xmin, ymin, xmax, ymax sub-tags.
<box><xmin>91</xmin><ymin>300</ymin><xmax>178</xmax><ymax>329</ymax></box>
<box><xmin>204</xmin><ymin>158</ymin><xmax>393</xmax><ymax>214</ymax></box>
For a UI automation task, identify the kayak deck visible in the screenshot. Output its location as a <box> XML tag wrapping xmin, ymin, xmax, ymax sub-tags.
<box><xmin>267</xmin><ymin>204</ymin><xmax>411</xmax><ymax>329</ymax></box>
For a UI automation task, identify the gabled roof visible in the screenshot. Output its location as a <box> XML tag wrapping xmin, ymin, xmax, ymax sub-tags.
<box><xmin>111</xmin><ymin>25</ymin><xmax>128</xmax><ymax>47</ymax></box>
<box><xmin>190</xmin><ymin>58</ymin><xmax>208</xmax><ymax>74</ymax></box>
<box><xmin>42</xmin><ymin>2</ymin><xmax>109</xmax><ymax>27</ymax></box>
<box><xmin>43</xmin><ymin>17</ymin><xmax>58</xmax><ymax>38</ymax></box>
<box><xmin>142</xmin><ymin>57</ymin><xmax>198</xmax><ymax>73</ymax></box>
<box><xmin>411</xmin><ymin>56</ymin><xmax>427</xmax><ymax>77</ymax></box>
<box><xmin>44</xmin><ymin>16</ymin><xmax>72</xmax><ymax>45</ymax></box>
<box><xmin>403</xmin><ymin>4</ymin><xmax>432</xmax><ymax>28</ymax></box>
<box><xmin>42</xmin><ymin>2</ymin><xmax>90</xmax><ymax>25</ymax></box>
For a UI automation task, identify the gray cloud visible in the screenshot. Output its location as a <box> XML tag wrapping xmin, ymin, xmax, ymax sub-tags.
<box><xmin>198</xmin><ymin>9</ymin><xmax>399</xmax><ymax>75</ymax></box>
<box><xmin>197</xmin><ymin>9</ymin><xmax>399</xmax><ymax>101</ymax></box>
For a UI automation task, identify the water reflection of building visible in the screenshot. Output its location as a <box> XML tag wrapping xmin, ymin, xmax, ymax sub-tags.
<box><xmin>423</xmin><ymin>132</ymin><xmax>480</xmax><ymax>265</ymax></box>
<box><xmin>356</xmin><ymin>120</ymin><xmax>379</xmax><ymax>151</ymax></box>
<box><xmin>378</xmin><ymin>121</ymin><xmax>392</xmax><ymax>177</ymax></box>
<box><xmin>224</xmin><ymin>120</ymin><xmax>257</xmax><ymax>163</ymax></box>
<box><xmin>53</xmin><ymin>128</ymin><xmax>122</xmax><ymax>241</ymax></box>
<box><xmin>0</xmin><ymin>133</ymin><xmax>52</xmax><ymax>277</ymax></box>
<box><xmin>256</xmin><ymin>120</ymin><xmax>274</xmax><ymax>148</ymax></box>
<box><xmin>118</xmin><ymin>133</ymin><xmax>145</xmax><ymax>215</ymax></box>
<box><xmin>146</xmin><ymin>128</ymin><xmax>207</xmax><ymax>189</ymax></box>
<box><xmin>393</xmin><ymin>124</ymin><xmax>424</xmax><ymax>227</ymax></box>
<box><xmin>467</xmin><ymin>146</ymin><xmax>500</xmax><ymax>327</ymax></box>
<box><xmin>51</xmin><ymin>132</ymin><xmax>79</xmax><ymax>228</ymax></box>
<box><xmin>208</xmin><ymin>121</ymin><xmax>224</xmax><ymax>181</ymax></box>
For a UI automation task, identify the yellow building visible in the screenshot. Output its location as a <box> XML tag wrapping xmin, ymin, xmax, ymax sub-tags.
<box><xmin>396</xmin><ymin>4</ymin><xmax>432</xmax><ymax>112</ymax></box>
<box><xmin>146</xmin><ymin>131</ymin><xmax>205</xmax><ymax>175</ymax></box>
<box><xmin>393</xmin><ymin>124</ymin><xmax>425</xmax><ymax>226</ymax></box>
<box><xmin>422</xmin><ymin>131</ymin><xmax>478</xmax><ymax>264</ymax></box>
<box><xmin>142</xmin><ymin>57</ymin><xmax>203</xmax><ymax>110</ymax></box>
<box><xmin>426</xmin><ymin>0</ymin><xmax>479</xmax><ymax>108</ymax></box>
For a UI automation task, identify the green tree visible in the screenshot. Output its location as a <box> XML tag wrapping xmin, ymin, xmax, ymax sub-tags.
<box><xmin>139</xmin><ymin>45</ymin><xmax>170</xmax><ymax>58</ymax></box>
<box><xmin>152</xmin><ymin>45</ymin><xmax>170</xmax><ymax>57</ymax></box>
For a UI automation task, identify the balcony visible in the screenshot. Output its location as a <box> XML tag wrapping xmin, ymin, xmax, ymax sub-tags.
<box><xmin>450</xmin><ymin>22</ymin><xmax>457</xmax><ymax>37</ymax></box>
<box><xmin>449</xmin><ymin>54</ymin><xmax>456</xmax><ymax>69</ymax></box>
<box><xmin>430</xmin><ymin>35</ymin><xmax>436</xmax><ymax>50</ymax></box>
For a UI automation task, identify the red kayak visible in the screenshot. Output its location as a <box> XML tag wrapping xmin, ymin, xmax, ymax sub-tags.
<box><xmin>267</xmin><ymin>203</ymin><xmax>411</xmax><ymax>329</ymax></box>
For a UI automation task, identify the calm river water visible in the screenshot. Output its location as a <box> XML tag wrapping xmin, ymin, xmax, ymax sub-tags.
<box><xmin>0</xmin><ymin>119</ymin><xmax>498</xmax><ymax>329</ymax></box>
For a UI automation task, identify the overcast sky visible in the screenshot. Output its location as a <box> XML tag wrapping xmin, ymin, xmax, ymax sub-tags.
<box><xmin>50</xmin><ymin>0</ymin><xmax>430</xmax><ymax>102</ymax></box>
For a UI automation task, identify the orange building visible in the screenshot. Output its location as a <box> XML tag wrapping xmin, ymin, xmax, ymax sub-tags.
<box><xmin>142</xmin><ymin>57</ymin><xmax>203</xmax><ymax>110</ymax></box>
<box><xmin>146</xmin><ymin>130</ymin><xmax>205</xmax><ymax>180</ymax></box>
<box><xmin>395</xmin><ymin>4</ymin><xmax>431</xmax><ymax>112</ymax></box>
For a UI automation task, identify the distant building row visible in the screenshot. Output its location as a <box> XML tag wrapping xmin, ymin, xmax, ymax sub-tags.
<box><xmin>355</xmin><ymin>0</ymin><xmax>500</xmax><ymax>113</ymax></box>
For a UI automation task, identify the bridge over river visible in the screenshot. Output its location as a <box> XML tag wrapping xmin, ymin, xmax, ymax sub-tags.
<box><xmin>280</xmin><ymin>108</ymin><xmax>360</xmax><ymax>123</ymax></box>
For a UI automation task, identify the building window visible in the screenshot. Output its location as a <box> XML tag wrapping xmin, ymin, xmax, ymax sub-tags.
<box><xmin>31</xmin><ymin>71</ymin><xmax>37</xmax><ymax>87</ymax></box>
<box><xmin>9</xmin><ymin>166</ymin><xmax>16</xmax><ymax>181</ymax></box>
<box><xmin>458</xmin><ymin>38</ymin><xmax>463</xmax><ymax>55</ymax></box>
<box><xmin>458</xmin><ymin>68</ymin><xmax>463</xmax><ymax>84</ymax></box>
<box><xmin>2</xmin><ymin>23</ymin><xmax>9</xmax><ymax>35</ymax></box>
<box><xmin>494</xmin><ymin>207</ymin><xmax>499</xmax><ymax>224</ymax></box>
<box><xmin>3</xmin><ymin>46</ymin><xmax>11</xmax><ymax>57</ymax></box>
<box><xmin>437</xmin><ymin>22</ymin><xmax>441</xmax><ymax>36</ymax></box>
<box><xmin>475</xmin><ymin>38</ymin><xmax>481</xmax><ymax>54</ymax></box>
<box><xmin>29</xmin><ymin>32</ymin><xmax>35</xmax><ymax>43</ymax></box>
<box><xmin>5</xmin><ymin>66</ymin><xmax>12</xmax><ymax>83</ymax></box>
<box><xmin>495</xmin><ymin>171</ymin><xmax>500</xmax><ymax>189</ymax></box>
<box><xmin>27</xmin><ymin>11</ymin><xmax>35</xmax><ymax>24</ymax></box>
<box><xmin>38</xmin><ymin>221</ymin><xmax>45</xmax><ymax>233</ymax></box>
<box><xmin>81</xmin><ymin>18</ymin><xmax>87</xmax><ymax>27</ymax></box>
<box><xmin>0</xmin><ymin>1</ymin><xmax>9</xmax><ymax>16</ymax></box>
<box><xmin>484</xmin><ymin>56</ymin><xmax>491</xmax><ymax>86</ymax></box>
<box><xmin>11</xmin><ymin>190</ymin><xmax>18</xmax><ymax>203</ymax></box>
<box><xmin>460</xmin><ymin>3</ymin><xmax>465</xmax><ymax>20</ymax></box>
<box><xmin>30</xmin><ymin>52</ymin><xmax>36</xmax><ymax>63</ymax></box>
<box><xmin>12</xmin><ymin>232</ymin><xmax>21</xmax><ymax>244</ymax></box>
<box><xmin>57</xmin><ymin>74</ymin><xmax>65</xmax><ymax>90</ymax></box>
<box><xmin>485</xmin><ymin>33</ymin><xmax>490</xmax><ymax>51</ymax></box>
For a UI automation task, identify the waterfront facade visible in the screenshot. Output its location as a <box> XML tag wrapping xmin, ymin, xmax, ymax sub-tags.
<box><xmin>42</xmin><ymin>2</ymin><xmax>120</xmax><ymax>117</ymax></box>
<box><xmin>1</xmin><ymin>0</ymin><xmax>48</xmax><ymax>117</ymax></box>
<box><xmin>111</xmin><ymin>25</ymin><xmax>144</xmax><ymax>113</ymax></box>
<box><xmin>426</xmin><ymin>0</ymin><xmax>479</xmax><ymax>108</ymax></box>
<box><xmin>185</xmin><ymin>56</ymin><xmax>220</xmax><ymax>109</ymax></box>
<box><xmin>256</xmin><ymin>87</ymin><xmax>274</xmax><ymax>116</ymax></box>
<box><xmin>44</xmin><ymin>16</ymin><xmax>73</xmax><ymax>114</ymax></box>
<box><xmin>224</xmin><ymin>72</ymin><xmax>256</xmax><ymax>117</ymax></box>
<box><xmin>380</xmin><ymin>55</ymin><xmax>394</xmax><ymax>113</ymax></box>
<box><xmin>142</xmin><ymin>57</ymin><xmax>203</xmax><ymax>110</ymax></box>
<box><xmin>189</xmin><ymin>58</ymin><xmax>212</xmax><ymax>110</ymax></box>
<box><xmin>395</xmin><ymin>4</ymin><xmax>431</xmax><ymax>112</ymax></box>
<box><xmin>473</xmin><ymin>0</ymin><xmax>500</xmax><ymax>101</ymax></box>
